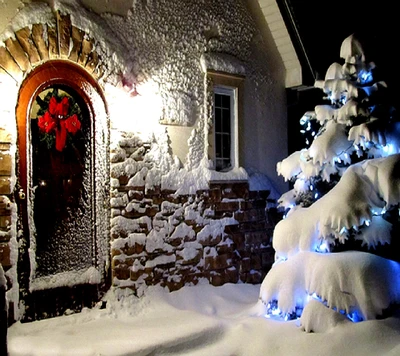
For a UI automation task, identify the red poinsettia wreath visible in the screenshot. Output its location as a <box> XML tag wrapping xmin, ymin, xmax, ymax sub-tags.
<box><xmin>36</xmin><ymin>90</ymin><xmax>82</xmax><ymax>152</ymax></box>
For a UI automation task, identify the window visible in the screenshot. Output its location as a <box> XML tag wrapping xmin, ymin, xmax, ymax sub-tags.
<box><xmin>208</xmin><ymin>71</ymin><xmax>244</xmax><ymax>172</ymax></box>
<box><xmin>214</xmin><ymin>87</ymin><xmax>235</xmax><ymax>171</ymax></box>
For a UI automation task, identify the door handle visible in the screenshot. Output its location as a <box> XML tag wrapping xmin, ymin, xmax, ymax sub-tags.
<box><xmin>18</xmin><ymin>188</ymin><xmax>26</xmax><ymax>200</ymax></box>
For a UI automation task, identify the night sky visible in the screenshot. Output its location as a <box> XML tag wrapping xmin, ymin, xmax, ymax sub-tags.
<box><xmin>280</xmin><ymin>0</ymin><xmax>399</xmax><ymax>87</ymax></box>
<box><xmin>280</xmin><ymin>0</ymin><xmax>400</xmax><ymax>153</ymax></box>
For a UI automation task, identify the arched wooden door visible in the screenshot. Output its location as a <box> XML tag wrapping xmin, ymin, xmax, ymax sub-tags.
<box><xmin>16</xmin><ymin>61</ymin><xmax>110</xmax><ymax>321</ymax></box>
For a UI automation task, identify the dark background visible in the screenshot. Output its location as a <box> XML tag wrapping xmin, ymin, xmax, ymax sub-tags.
<box><xmin>278</xmin><ymin>0</ymin><xmax>398</xmax><ymax>86</ymax></box>
<box><xmin>277</xmin><ymin>0</ymin><xmax>399</xmax><ymax>153</ymax></box>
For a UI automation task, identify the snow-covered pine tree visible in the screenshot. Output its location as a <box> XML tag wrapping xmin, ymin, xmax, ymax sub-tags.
<box><xmin>258</xmin><ymin>34</ymin><xmax>400</xmax><ymax>328</ymax></box>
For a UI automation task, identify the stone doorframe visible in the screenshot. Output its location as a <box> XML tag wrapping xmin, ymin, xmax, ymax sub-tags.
<box><xmin>0</xmin><ymin>10</ymin><xmax>113</xmax><ymax>321</ymax></box>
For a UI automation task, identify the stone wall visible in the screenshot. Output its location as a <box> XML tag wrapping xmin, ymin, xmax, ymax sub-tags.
<box><xmin>0</xmin><ymin>129</ymin><xmax>12</xmax><ymax>283</ymax></box>
<box><xmin>110</xmin><ymin>132</ymin><xmax>280</xmax><ymax>295</ymax></box>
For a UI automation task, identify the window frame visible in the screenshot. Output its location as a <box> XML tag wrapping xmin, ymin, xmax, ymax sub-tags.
<box><xmin>213</xmin><ymin>86</ymin><xmax>236</xmax><ymax>171</ymax></box>
<box><xmin>207</xmin><ymin>70</ymin><xmax>244</xmax><ymax>172</ymax></box>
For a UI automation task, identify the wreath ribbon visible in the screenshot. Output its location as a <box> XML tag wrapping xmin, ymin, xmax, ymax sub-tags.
<box><xmin>37</xmin><ymin>96</ymin><xmax>81</xmax><ymax>151</ymax></box>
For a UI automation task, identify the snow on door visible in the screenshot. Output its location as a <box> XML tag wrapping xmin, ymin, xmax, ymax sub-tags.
<box><xmin>31</xmin><ymin>87</ymin><xmax>93</xmax><ymax>278</ymax></box>
<box><xmin>16</xmin><ymin>61</ymin><xmax>110</xmax><ymax>320</ymax></box>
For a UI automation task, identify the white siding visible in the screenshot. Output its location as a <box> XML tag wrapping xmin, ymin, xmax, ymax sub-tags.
<box><xmin>257</xmin><ymin>0</ymin><xmax>302</xmax><ymax>88</ymax></box>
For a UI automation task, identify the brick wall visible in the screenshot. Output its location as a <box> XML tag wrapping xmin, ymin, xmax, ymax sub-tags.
<box><xmin>111</xmin><ymin>178</ymin><xmax>280</xmax><ymax>295</ymax></box>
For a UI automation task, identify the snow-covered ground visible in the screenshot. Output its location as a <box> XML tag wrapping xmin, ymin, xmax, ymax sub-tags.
<box><xmin>7</xmin><ymin>282</ymin><xmax>400</xmax><ymax>356</ymax></box>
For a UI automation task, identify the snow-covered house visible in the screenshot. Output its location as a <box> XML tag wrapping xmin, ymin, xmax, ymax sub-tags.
<box><xmin>0</xmin><ymin>0</ymin><xmax>302</xmax><ymax>322</ymax></box>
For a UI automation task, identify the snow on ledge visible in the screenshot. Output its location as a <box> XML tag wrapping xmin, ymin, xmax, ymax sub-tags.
<box><xmin>161</xmin><ymin>158</ymin><xmax>249</xmax><ymax>195</ymax></box>
<box><xmin>200</xmin><ymin>53</ymin><xmax>246</xmax><ymax>75</ymax></box>
<box><xmin>30</xmin><ymin>267</ymin><xmax>102</xmax><ymax>291</ymax></box>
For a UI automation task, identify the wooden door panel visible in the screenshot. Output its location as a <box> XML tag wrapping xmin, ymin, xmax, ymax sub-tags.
<box><xmin>16</xmin><ymin>61</ymin><xmax>110</xmax><ymax>321</ymax></box>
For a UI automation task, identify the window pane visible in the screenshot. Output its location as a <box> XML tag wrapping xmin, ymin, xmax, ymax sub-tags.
<box><xmin>216</xmin><ymin>158</ymin><xmax>223</xmax><ymax>171</ymax></box>
<box><xmin>222</xmin><ymin>109</ymin><xmax>230</xmax><ymax>132</ymax></box>
<box><xmin>216</xmin><ymin>158</ymin><xmax>230</xmax><ymax>171</ymax></box>
<box><xmin>215</xmin><ymin>134</ymin><xmax>222</xmax><ymax>157</ymax></box>
<box><xmin>221</xmin><ymin>94</ymin><xmax>230</xmax><ymax>108</ymax></box>
<box><xmin>222</xmin><ymin>134</ymin><xmax>230</xmax><ymax>158</ymax></box>
<box><xmin>222</xmin><ymin>159</ymin><xmax>230</xmax><ymax>170</ymax></box>
<box><xmin>214</xmin><ymin>93</ymin><xmax>221</xmax><ymax>107</ymax></box>
<box><xmin>215</xmin><ymin>108</ymin><xmax>222</xmax><ymax>132</ymax></box>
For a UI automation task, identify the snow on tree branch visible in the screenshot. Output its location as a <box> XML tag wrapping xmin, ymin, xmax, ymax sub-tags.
<box><xmin>274</xmin><ymin>154</ymin><xmax>400</xmax><ymax>259</ymax></box>
<box><xmin>259</xmin><ymin>251</ymin><xmax>400</xmax><ymax>321</ymax></box>
<box><xmin>308</xmin><ymin>121</ymin><xmax>351</xmax><ymax>165</ymax></box>
<box><xmin>259</xmin><ymin>33</ymin><xmax>400</xmax><ymax>327</ymax></box>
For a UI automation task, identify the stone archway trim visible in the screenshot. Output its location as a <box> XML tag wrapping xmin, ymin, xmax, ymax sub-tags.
<box><xmin>0</xmin><ymin>11</ymin><xmax>105</xmax><ymax>84</ymax></box>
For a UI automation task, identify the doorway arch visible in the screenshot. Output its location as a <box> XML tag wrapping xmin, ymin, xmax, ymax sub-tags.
<box><xmin>16</xmin><ymin>60</ymin><xmax>110</xmax><ymax>320</ymax></box>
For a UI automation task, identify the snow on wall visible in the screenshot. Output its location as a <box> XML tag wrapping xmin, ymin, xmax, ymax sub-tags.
<box><xmin>108</xmin><ymin>126</ymin><xmax>271</xmax><ymax>296</ymax></box>
<box><xmin>4</xmin><ymin>200</ymin><xmax>20</xmax><ymax>320</ymax></box>
<box><xmin>96</xmin><ymin>0</ymin><xmax>283</xmax><ymax>295</ymax></box>
<box><xmin>0</xmin><ymin>0</ymin><xmax>287</xmax><ymax>185</ymax></box>
<box><xmin>97</xmin><ymin>0</ymin><xmax>286</xmax><ymax>189</ymax></box>
<box><xmin>102</xmin><ymin>0</ymin><xmax>255</xmax><ymax>125</ymax></box>
<box><xmin>0</xmin><ymin>2</ymin><xmax>54</xmax><ymax>42</ymax></box>
<box><xmin>110</xmin><ymin>131</ymin><xmax>277</xmax><ymax>294</ymax></box>
<box><xmin>0</xmin><ymin>0</ymin><xmax>285</xmax><ymax>315</ymax></box>
<box><xmin>0</xmin><ymin>64</ymin><xmax>19</xmax><ymax>320</ymax></box>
